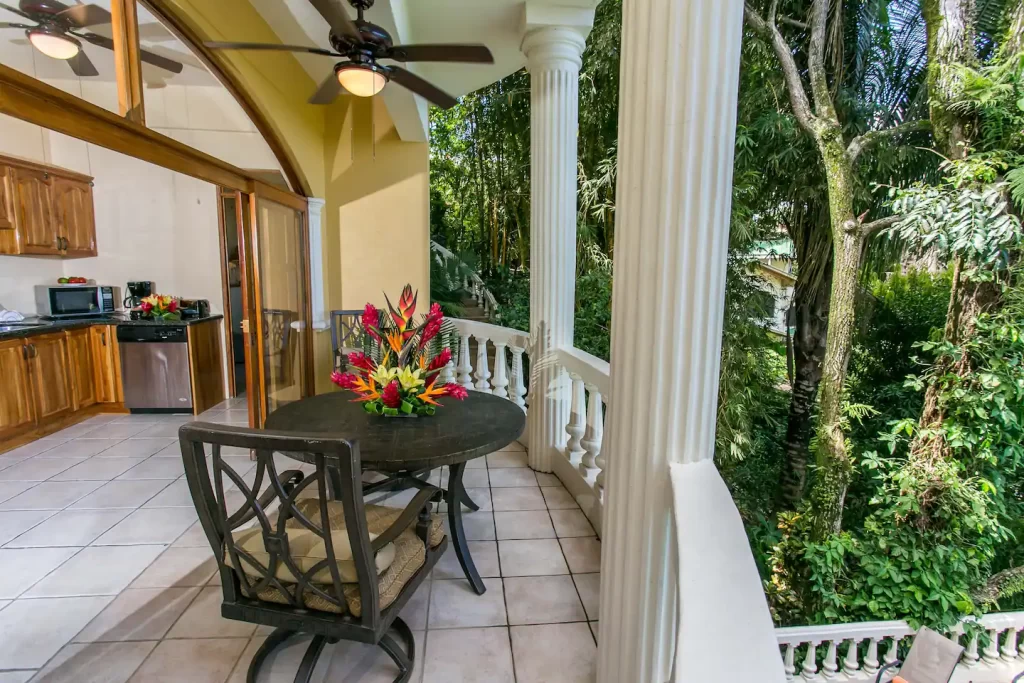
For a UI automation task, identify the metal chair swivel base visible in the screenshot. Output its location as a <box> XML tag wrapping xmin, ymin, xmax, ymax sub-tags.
<box><xmin>246</xmin><ymin>617</ymin><xmax>417</xmax><ymax>683</ymax></box>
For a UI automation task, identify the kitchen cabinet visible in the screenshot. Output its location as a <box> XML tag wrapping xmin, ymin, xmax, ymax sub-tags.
<box><xmin>90</xmin><ymin>325</ymin><xmax>123</xmax><ymax>404</ymax></box>
<box><xmin>0</xmin><ymin>339</ymin><xmax>35</xmax><ymax>441</ymax></box>
<box><xmin>67</xmin><ymin>328</ymin><xmax>97</xmax><ymax>410</ymax></box>
<box><xmin>26</xmin><ymin>332</ymin><xmax>74</xmax><ymax>423</ymax></box>
<box><xmin>0</xmin><ymin>155</ymin><xmax>96</xmax><ymax>258</ymax></box>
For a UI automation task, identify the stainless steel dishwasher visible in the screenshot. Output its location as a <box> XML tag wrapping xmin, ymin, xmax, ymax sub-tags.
<box><xmin>117</xmin><ymin>324</ymin><xmax>193</xmax><ymax>413</ymax></box>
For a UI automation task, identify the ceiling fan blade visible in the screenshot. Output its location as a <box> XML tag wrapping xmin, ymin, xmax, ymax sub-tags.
<box><xmin>386</xmin><ymin>66</ymin><xmax>457</xmax><ymax>109</ymax></box>
<box><xmin>308</xmin><ymin>72</ymin><xmax>342</xmax><ymax>105</ymax></box>
<box><xmin>0</xmin><ymin>2</ymin><xmax>31</xmax><ymax>20</ymax></box>
<box><xmin>76</xmin><ymin>31</ymin><xmax>185</xmax><ymax>73</ymax></box>
<box><xmin>58</xmin><ymin>3</ymin><xmax>111</xmax><ymax>27</ymax></box>
<box><xmin>0</xmin><ymin>21</ymin><xmax>32</xmax><ymax>29</ymax></box>
<box><xmin>67</xmin><ymin>50</ymin><xmax>98</xmax><ymax>77</ymax></box>
<box><xmin>204</xmin><ymin>41</ymin><xmax>339</xmax><ymax>57</ymax></box>
<box><xmin>307</xmin><ymin>0</ymin><xmax>360</xmax><ymax>42</ymax></box>
<box><xmin>387</xmin><ymin>44</ymin><xmax>494</xmax><ymax>64</ymax></box>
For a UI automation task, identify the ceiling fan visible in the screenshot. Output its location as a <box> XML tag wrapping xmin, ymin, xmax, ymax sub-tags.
<box><xmin>205</xmin><ymin>0</ymin><xmax>493</xmax><ymax>109</ymax></box>
<box><xmin>0</xmin><ymin>1</ymin><xmax>184</xmax><ymax>77</ymax></box>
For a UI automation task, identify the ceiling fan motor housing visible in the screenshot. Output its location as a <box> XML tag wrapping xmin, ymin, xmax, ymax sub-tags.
<box><xmin>19</xmin><ymin>0</ymin><xmax>70</xmax><ymax>18</ymax></box>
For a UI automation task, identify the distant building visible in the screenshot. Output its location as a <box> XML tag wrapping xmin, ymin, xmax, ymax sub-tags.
<box><xmin>750</xmin><ymin>239</ymin><xmax>796</xmax><ymax>337</ymax></box>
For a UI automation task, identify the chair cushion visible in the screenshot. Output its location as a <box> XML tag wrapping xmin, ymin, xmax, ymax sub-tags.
<box><xmin>228</xmin><ymin>499</ymin><xmax>445</xmax><ymax>616</ymax></box>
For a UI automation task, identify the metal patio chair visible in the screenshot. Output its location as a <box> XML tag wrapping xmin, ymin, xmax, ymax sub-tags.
<box><xmin>874</xmin><ymin>626</ymin><xmax>965</xmax><ymax>683</ymax></box>
<box><xmin>179</xmin><ymin>422</ymin><xmax>447</xmax><ymax>683</ymax></box>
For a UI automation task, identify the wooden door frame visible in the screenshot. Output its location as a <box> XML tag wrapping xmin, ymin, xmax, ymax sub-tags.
<box><xmin>215</xmin><ymin>188</ymin><xmax>237</xmax><ymax>398</ymax></box>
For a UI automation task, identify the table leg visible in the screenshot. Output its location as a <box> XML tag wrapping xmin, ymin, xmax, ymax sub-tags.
<box><xmin>445</xmin><ymin>462</ymin><xmax>486</xmax><ymax>595</ymax></box>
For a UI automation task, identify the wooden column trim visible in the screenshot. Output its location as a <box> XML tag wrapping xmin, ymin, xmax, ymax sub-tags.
<box><xmin>111</xmin><ymin>0</ymin><xmax>146</xmax><ymax>124</ymax></box>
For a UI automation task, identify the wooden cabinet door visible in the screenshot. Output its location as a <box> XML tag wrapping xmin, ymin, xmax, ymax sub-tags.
<box><xmin>54</xmin><ymin>177</ymin><xmax>97</xmax><ymax>257</ymax></box>
<box><xmin>27</xmin><ymin>333</ymin><xmax>74</xmax><ymax>424</ymax></box>
<box><xmin>0</xmin><ymin>166</ymin><xmax>14</xmax><ymax>230</ymax></box>
<box><xmin>90</xmin><ymin>325</ymin><xmax>122</xmax><ymax>404</ymax></box>
<box><xmin>13</xmin><ymin>167</ymin><xmax>57</xmax><ymax>254</ymax></box>
<box><xmin>66</xmin><ymin>328</ymin><xmax>97</xmax><ymax>410</ymax></box>
<box><xmin>0</xmin><ymin>339</ymin><xmax>34</xmax><ymax>440</ymax></box>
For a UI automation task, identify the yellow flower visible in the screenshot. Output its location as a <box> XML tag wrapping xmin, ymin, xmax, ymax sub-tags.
<box><xmin>141</xmin><ymin>295</ymin><xmax>158</xmax><ymax>305</ymax></box>
<box><xmin>370</xmin><ymin>365</ymin><xmax>398</xmax><ymax>387</ymax></box>
<box><xmin>396</xmin><ymin>367</ymin><xmax>425</xmax><ymax>391</ymax></box>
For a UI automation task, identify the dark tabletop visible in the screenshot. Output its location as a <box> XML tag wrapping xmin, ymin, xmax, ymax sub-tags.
<box><xmin>264</xmin><ymin>391</ymin><xmax>526</xmax><ymax>472</ymax></box>
<box><xmin>0</xmin><ymin>314</ymin><xmax>224</xmax><ymax>341</ymax></box>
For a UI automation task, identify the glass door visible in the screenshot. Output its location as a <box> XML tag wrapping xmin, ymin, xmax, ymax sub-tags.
<box><xmin>247</xmin><ymin>183</ymin><xmax>312</xmax><ymax>425</ymax></box>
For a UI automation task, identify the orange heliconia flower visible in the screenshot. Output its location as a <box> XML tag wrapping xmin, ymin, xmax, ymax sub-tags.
<box><xmin>417</xmin><ymin>380</ymin><xmax>448</xmax><ymax>406</ymax></box>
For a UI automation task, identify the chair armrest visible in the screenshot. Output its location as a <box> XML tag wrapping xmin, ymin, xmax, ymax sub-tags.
<box><xmin>874</xmin><ymin>660</ymin><xmax>902</xmax><ymax>683</ymax></box>
<box><xmin>226</xmin><ymin>469</ymin><xmax>304</xmax><ymax>528</ymax></box>
<box><xmin>370</xmin><ymin>485</ymin><xmax>440</xmax><ymax>552</ymax></box>
<box><xmin>1012</xmin><ymin>672</ymin><xmax>1024</xmax><ymax>683</ymax></box>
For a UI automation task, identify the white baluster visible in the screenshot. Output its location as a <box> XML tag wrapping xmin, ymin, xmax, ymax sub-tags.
<box><xmin>1001</xmin><ymin>627</ymin><xmax>1019</xmax><ymax>661</ymax></box>
<box><xmin>510</xmin><ymin>346</ymin><xmax>527</xmax><ymax>410</ymax></box>
<box><xmin>473</xmin><ymin>336</ymin><xmax>491</xmax><ymax>391</ymax></box>
<box><xmin>883</xmin><ymin>637</ymin><xmax>899</xmax><ymax>666</ymax></box>
<box><xmin>491</xmin><ymin>342</ymin><xmax>509</xmax><ymax>398</ymax></box>
<box><xmin>842</xmin><ymin>639</ymin><xmax>860</xmax><ymax>675</ymax></box>
<box><xmin>783</xmin><ymin>644</ymin><xmax>796</xmax><ymax>680</ymax></box>
<box><xmin>964</xmin><ymin>630</ymin><xmax>980</xmax><ymax>667</ymax></box>
<box><xmin>801</xmin><ymin>641</ymin><xmax>818</xmax><ymax>679</ymax></box>
<box><xmin>862</xmin><ymin>638</ymin><xmax>880</xmax><ymax>675</ymax></box>
<box><xmin>580</xmin><ymin>386</ymin><xmax>603</xmax><ymax>476</ymax></box>
<box><xmin>457</xmin><ymin>335</ymin><xmax>473</xmax><ymax>389</ymax></box>
<box><xmin>983</xmin><ymin>628</ymin><xmax>1000</xmax><ymax>664</ymax></box>
<box><xmin>565</xmin><ymin>375</ymin><xmax>586</xmax><ymax>466</ymax></box>
<box><xmin>441</xmin><ymin>359</ymin><xmax>455</xmax><ymax>385</ymax></box>
<box><xmin>593</xmin><ymin>405</ymin><xmax>607</xmax><ymax>496</ymax></box>
<box><xmin>821</xmin><ymin>640</ymin><xmax>838</xmax><ymax>679</ymax></box>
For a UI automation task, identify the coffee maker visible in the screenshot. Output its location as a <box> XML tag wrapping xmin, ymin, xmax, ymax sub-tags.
<box><xmin>124</xmin><ymin>281</ymin><xmax>153</xmax><ymax>319</ymax></box>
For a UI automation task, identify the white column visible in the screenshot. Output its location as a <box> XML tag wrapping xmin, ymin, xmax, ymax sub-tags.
<box><xmin>597</xmin><ymin>0</ymin><xmax>783</xmax><ymax>682</ymax></box>
<box><xmin>522</xmin><ymin>15</ymin><xmax>588</xmax><ymax>473</ymax></box>
<box><xmin>306</xmin><ymin>198</ymin><xmax>328</xmax><ymax>330</ymax></box>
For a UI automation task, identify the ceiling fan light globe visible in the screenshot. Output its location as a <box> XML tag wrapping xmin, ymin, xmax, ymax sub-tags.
<box><xmin>27</xmin><ymin>29</ymin><xmax>81</xmax><ymax>60</ymax></box>
<box><xmin>336</xmin><ymin>63</ymin><xmax>387</xmax><ymax>97</ymax></box>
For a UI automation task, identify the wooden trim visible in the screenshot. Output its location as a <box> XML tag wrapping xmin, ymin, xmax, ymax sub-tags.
<box><xmin>0</xmin><ymin>64</ymin><xmax>251</xmax><ymax>190</ymax></box>
<box><xmin>140</xmin><ymin>0</ymin><xmax>310</xmax><ymax>197</ymax></box>
<box><xmin>237</xmin><ymin>191</ymin><xmax>260</xmax><ymax>428</ymax></box>
<box><xmin>0</xmin><ymin>152</ymin><xmax>94</xmax><ymax>184</ymax></box>
<box><xmin>111</xmin><ymin>0</ymin><xmax>146</xmax><ymax>125</ymax></box>
<box><xmin>247</xmin><ymin>191</ymin><xmax>268</xmax><ymax>427</ymax></box>
<box><xmin>216</xmin><ymin>188</ymin><xmax>236</xmax><ymax>398</ymax></box>
<box><xmin>187</xmin><ymin>318</ymin><xmax>226</xmax><ymax>414</ymax></box>
<box><xmin>249</xmin><ymin>179</ymin><xmax>309</xmax><ymax>212</ymax></box>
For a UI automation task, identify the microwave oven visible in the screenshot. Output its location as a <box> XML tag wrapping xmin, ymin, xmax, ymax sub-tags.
<box><xmin>35</xmin><ymin>285</ymin><xmax>120</xmax><ymax>319</ymax></box>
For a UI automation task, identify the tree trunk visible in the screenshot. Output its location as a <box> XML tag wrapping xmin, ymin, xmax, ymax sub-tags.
<box><xmin>807</xmin><ymin>130</ymin><xmax>863</xmax><ymax>538</ymax></box>
<box><xmin>924</xmin><ymin>0</ymin><xmax>977</xmax><ymax>156</ymax></box>
<box><xmin>1006</xmin><ymin>1</ymin><xmax>1024</xmax><ymax>55</ymax></box>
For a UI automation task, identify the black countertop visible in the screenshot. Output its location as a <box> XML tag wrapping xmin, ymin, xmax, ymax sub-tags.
<box><xmin>0</xmin><ymin>313</ymin><xmax>224</xmax><ymax>342</ymax></box>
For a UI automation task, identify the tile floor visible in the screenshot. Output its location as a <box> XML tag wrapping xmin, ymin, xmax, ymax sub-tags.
<box><xmin>0</xmin><ymin>398</ymin><xmax>601</xmax><ymax>682</ymax></box>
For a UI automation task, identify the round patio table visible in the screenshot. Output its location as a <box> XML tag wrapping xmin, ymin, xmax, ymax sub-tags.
<box><xmin>265</xmin><ymin>390</ymin><xmax>526</xmax><ymax>595</ymax></box>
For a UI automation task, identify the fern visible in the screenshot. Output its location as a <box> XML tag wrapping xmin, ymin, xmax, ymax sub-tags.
<box><xmin>1007</xmin><ymin>166</ymin><xmax>1024</xmax><ymax>210</ymax></box>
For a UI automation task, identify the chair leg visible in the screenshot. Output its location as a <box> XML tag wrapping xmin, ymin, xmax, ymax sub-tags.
<box><xmin>247</xmin><ymin>628</ymin><xmax>296</xmax><ymax>683</ymax></box>
<box><xmin>378</xmin><ymin>617</ymin><xmax>415</xmax><ymax>683</ymax></box>
<box><xmin>293</xmin><ymin>635</ymin><xmax>327</xmax><ymax>683</ymax></box>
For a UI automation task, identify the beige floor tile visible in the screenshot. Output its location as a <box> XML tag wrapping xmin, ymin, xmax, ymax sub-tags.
<box><xmin>45</xmin><ymin>440</ymin><xmax>123</xmax><ymax>459</ymax></box>
<box><xmin>74</xmin><ymin>587</ymin><xmax>199</xmax><ymax>642</ymax></box>
<box><xmin>590</xmin><ymin>620</ymin><xmax>598</xmax><ymax>642</ymax></box>
<box><xmin>541</xmin><ymin>486</ymin><xmax>578</xmax><ymax>510</ymax></box>
<box><xmin>130</xmin><ymin>547</ymin><xmax>217</xmax><ymax>588</ymax></box>
<box><xmin>510</xmin><ymin>623</ymin><xmax>597</xmax><ymax>683</ymax></box>
<box><xmin>497</xmin><ymin>540</ymin><xmax>569</xmax><ymax>577</ymax></box>
<box><xmin>0</xmin><ymin>595</ymin><xmax>113</xmax><ymax>669</ymax></box>
<box><xmin>141</xmin><ymin>480</ymin><xmax>195</xmax><ymax>508</ymax></box>
<box><xmin>549</xmin><ymin>510</ymin><xmax>596</xmax><ymax>538</ymax></box>
<box><xmin>70</xmin><ymin>480</ymin><xmax>174</xmax><ymax>510</ymax></box>
<box><xmin>443</xmin><ymin>511</ymin><xmax>495</xmax><ymax>541</ymax></box>
<box><xmin>128</xmin><ymin>637</ymin><xmax>248</xmax><ymax>683</ymax></box>
<box><xmin>52</xmin><ymin>458</ymin><xmax>148</xmax><ymax>482</ymax></box>
<box><xmin>0</xmin><ymin>458</ymin><xmax>88</xmax><ymax>483</ymax></box>
<box><xmin>0</xmin><ymin>510</ymin><xmax>55</xmax><ymax>545</ymax></box>
<box><xmin>98</xmin><ymin>440</ymin><xmax>175</xmax><ymax>459</ymax></box>
<box><xmin>93</xmin><ymin>508</ymin><xmax>197</xmax><ymax>546</ymax></box>
<box><xmin>170</xmin><ymin>522</ymin><xmax>210</xmax><ymax>548</ymax></box>
<box><xmin>490</xmin><ymin>487</ymin><xmax>546</xmax><ymax>511</ymax></box>
<box><xmin>0</xmin><ymin>671</ymin><xmax>33</xmax><ymax>682</ymax></box>
<box><xmin>428</xmin><ymin>578</ymin><xmax>506</xmax><ymax>629</ymax></box>
<box><xmin>422</xmin><ymin>627</ymin><xmax>514</xmax><ymax>683</ymax></box>
<box><xmin>25</xmin><ymin>545</ymin><xmax>165</xmax><ymax>597</ymax></box>
<box><xmin>534</xmin><ymin>473</ymin><xmax>561</xmax><ymax>487</ymax></box>
<box><xmin>0</xmin><ymin>481</ymin><xmax>36</xmax><ymax>505</ymax></box>
<box><xmin>318</xmin><ymin>630</ymin><xmax>425</xmax><ymax>683</ymax></box>
<box><xmin>486</xmin><ymin>451</ymin><xmax>528</xmax><ymax>469</ymax></box>
<box><xmin>494</xmin><ymin>511</ymin><xmax>556</xmax><ymax>540</ymax></box>
<box><xmin>572</xmin><ymin>573</ymin><xmax>600</xmax><ymax>620</ymax></box>
<box><xmin>503</xmin><ymin>576</ymin><xmax>587</xmax><ymax>626</ymax></box>
<box><xmin>500</xmin><ymin>441</ymin><xmax>526</xmax><ymax>453</ymax></box>
<box><xmin>1</xmin><ymin>440</ymin><xmax>61</xmax><ymax>460</ymax></box>
<box><xmin>226</xmin><ymin>634</ymin><xmax>329</xmax><ymax>683</ymax></box>
<box><xmin>559</xmin><ymin>538</ymin><xmax>601</xmax><ymax>574</ymax></box>
<box><xmin>166</xmin><ymin>586</ymin><xmax>257</xmax><ymax>639</ymax></box>
<box><xmin>0</xmin><ymin>547</ymin><xmax>80</xmax><ymax>599</ymax></box>
<box><xmin>453</xmin><ymin>468</ymin><xmax>490</xmax><ymax>489</ymax></box>
<box><xmin>7</xmin><ymin>509</ymin><xmax>130</xmax><ymax>548</ymax></box>
<box><xmin>32</xmin><ymin>640</ymin><xmax>157</xmax><ymax>683</ymax></box>
<box><xmin>487</xmin><ymin>468</ymin><xmax>537</xmax><ymax>488</ymax></box>
<box><xmin>131</xmin><ymin>424</ymin><xmax>186</xmax><ymax>440</ymax></box>
<box><xmin>437</xmin><ymin>487</ymin><xmax>491</xmax><ymax>513</ymax></box>
<box><xmin>0</xmin><ymin>481</ymin><xmax>102</xmax><ymax>510</ymax></box>
<box><xmin>78</xmin><ymin>423</ymin><xmax>149</xmax><ymax>440</ymax></box>
<box><xmin>116</xmin><ymin>457</ymin><xmax>185</xmax><ymax>481</ymax></box>
<box><xmin>432</xmin><ymin>542</ymin><xmax>500</xmax><ymax>580</ymax></box>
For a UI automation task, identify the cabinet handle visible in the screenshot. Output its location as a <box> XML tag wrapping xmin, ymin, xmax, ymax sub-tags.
<box><xmin>22</xmin><ymin>344</ymin><xmax>28</xmax><ymax>360</ymax></box>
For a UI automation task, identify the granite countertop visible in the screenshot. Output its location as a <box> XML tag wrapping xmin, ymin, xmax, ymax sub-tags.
<box><xmin>0</xmin><ymin>313</ymin><xmax>224</xmax><ymax>342</ymax></box>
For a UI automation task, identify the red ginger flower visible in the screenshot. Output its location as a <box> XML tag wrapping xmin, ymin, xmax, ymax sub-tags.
<box><xmin>167</xmin><ymin>299</ymin><xmax>178</xmax><ymax>313</ymax></box>
<box><xmin>139</xmin><ymin>300</ymin><xmax>153</xmax><ymax>313</ymax></box>
<box><xmin>428</xmin><ymin>302</ymin><xmax>443</xmax><ymax>322</ymax></box>
<box><xmin>331</xmin><ymin>372</ymin><xmax>359</xmax><ymax>390</ymax></box>
<box><xmin>347</xmin><ymin>352</ymin><xmax>375</xmax><ymax>373</ymax></box>
<box><xmin>427</xmin><ymin>348</ymin><xmax>452</xmax><ymax>373</ymax></box>
<box><xmin>419</xmin><ymin>317</ymin><xmax>442</xmax><ymax>347</ymax></box>
<box><xmin>442</xmin><ymin>383</ymin><xmax>468</xmax><ymax>400</ymax></box>
<box><xmin>381</xmin><ymin>380</ymin><xmax>402</xmax><ymax>408</ymax></box>
<box><xmin>362</xmin><ymin>304</ymin><xmax>381</xmax><ymax>341</ymax></box>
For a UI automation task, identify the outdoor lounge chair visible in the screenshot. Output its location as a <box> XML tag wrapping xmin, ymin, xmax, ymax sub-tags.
<box><xmin>179</xmin><ymin>422</ymin><xmax>447</xmax><ymax>683</ymax></box>
<box><xmin>874</xmin><ymin>626</ymin><xmax>965</xmax><ymax>683</ymax></box>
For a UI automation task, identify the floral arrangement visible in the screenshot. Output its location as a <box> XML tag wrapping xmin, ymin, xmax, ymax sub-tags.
<box><xmin>331</xmin><ymin>284</ymin><xmax>467</xmax><ymax>416</ymax></box>
<box><xmin>138</xmin><ymin>294</ymin><xmax>180</xmax><ymax>321</ymax></box>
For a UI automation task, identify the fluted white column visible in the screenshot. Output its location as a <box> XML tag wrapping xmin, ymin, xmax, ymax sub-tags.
<box><xmin>596</xmin><ymin>0</ymin><xmax>782</xmax><ymax>682</ymax></box>
<box><xmin>522</xmin><ymin>24</ymin><xmax>586</xmax><ymax>473</ymax></box>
